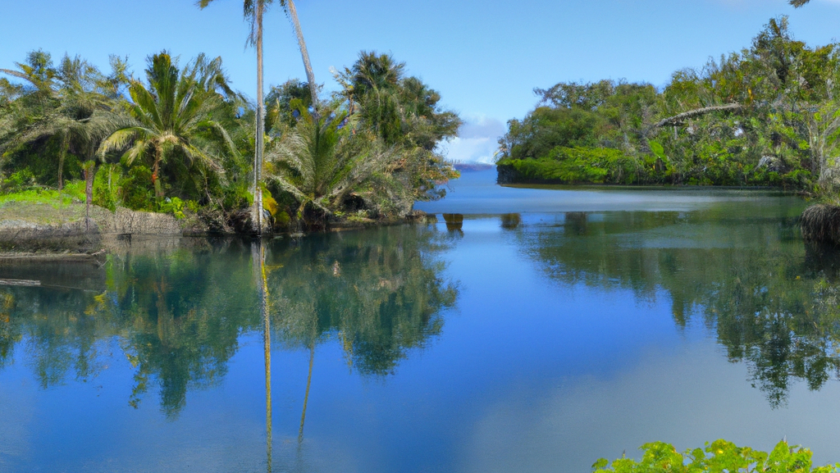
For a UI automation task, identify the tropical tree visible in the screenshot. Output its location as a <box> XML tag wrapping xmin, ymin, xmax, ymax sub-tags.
<box><xmin>98</xmin><ymin>52</ymin><xmax>239</xmax><ymax>200</ymax></box>
<box><xmin>0</xmin><ymin>52</ymin><xmax>130</xmax><ymax>229</ymax></box>
<box><xmin>266</xmin><ymin>99</ymin><xmax>400</xmax><ymax>219</ymax></box>
<box><xmin>198</xmin><ymin>0</ymin><xmax>271</xmax><ymax>233</ymax></box>
<box><xmin>333</xmin><ymin>52</ymin><xmax>461</xmax><ymax>199</ymax></box>
<box><xmin>0</xmin><ymin>51</ymin><xmax>63</xmax><ymax>182</ymax></box>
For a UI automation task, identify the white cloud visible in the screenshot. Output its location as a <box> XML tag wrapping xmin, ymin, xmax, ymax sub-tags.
<box><xmin>438</xmin><ymin>116</ymin><xmax>506</xmax><ymax>164</ymax></box>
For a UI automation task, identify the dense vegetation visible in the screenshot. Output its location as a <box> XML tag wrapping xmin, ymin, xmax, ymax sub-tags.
<box><xmin>0</xmin><ymin>48</ymin><xmax>459</xmax><ymax>232</ymax></box>
<box><xmin>594</xmin><ymin>439</ymin><xmax>836</xmax><ymax>472</ymax></box>
<box><xmin>496</xmin><ymin>17</ymin><xmax>840</xmax><ymax>192</ymax></box>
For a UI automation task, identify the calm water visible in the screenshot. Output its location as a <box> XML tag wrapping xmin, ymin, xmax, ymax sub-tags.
<box><xmin>3</xmin><ymin>169</ymin><xmax>839</xmax><ymax>472</ymax></box>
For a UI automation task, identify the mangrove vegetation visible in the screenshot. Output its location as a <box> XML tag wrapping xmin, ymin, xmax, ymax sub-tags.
<box><xmin>496</xmin><ymin>16</ymin><xmax>840</xmax><ymax>194</ymax></box>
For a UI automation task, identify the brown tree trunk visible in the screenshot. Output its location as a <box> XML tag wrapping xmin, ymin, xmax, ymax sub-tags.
<box><xmin>654</xmin><ymin>103</ymin><xmax>743</xmax><ymax>128</ymax></box>
<box><xmin>153</xmin><ymin>157</ymin><xmax>163</xmax><ymax>199</ymax></box>
<box><xmin>58</xmin><ymin>132</ymin><xmax>69</xmax><ymax>191</ymax></box>
<box><xmin>286</xmin><ymin>0</ymin><xmax>318</xmax><ymax>110</ymax></box>
<box><xmin>254</xmin><ymin>1</ymin><xmax>265</xmax><ymax>234</ymax></box>
<box><xmin>84</xmin><ymin>163</ymin><xmax>95</xmax><ymax>233</ymax></box>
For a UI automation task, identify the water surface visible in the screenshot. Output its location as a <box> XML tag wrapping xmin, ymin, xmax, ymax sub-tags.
<box><xmin>3</xmin><ymin>171</ymin><xmax>839</xmax><ymax>472</ymax></box>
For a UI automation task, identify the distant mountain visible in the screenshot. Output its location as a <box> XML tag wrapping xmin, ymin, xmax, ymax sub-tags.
<box><xmin>454</xmin><ymin>163</ymin><xmax>494</xmax><ymax>172</ymax></box>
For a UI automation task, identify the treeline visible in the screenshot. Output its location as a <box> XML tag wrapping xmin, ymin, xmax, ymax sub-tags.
<box><xmin>496</xmin><ymin>17</ymin><xmax>840</xmax><ymax>192</ymax></box>
<box><xmin>0</xmin><ymin>49</ymin><xmax>459</xmax><ymax>230</ymax></box>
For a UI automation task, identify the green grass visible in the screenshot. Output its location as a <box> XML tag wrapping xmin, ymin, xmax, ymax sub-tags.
<box><xmin>0</xmin><ymin>181</ymin><xmax>86</xmax><ymax>208</ymax></box>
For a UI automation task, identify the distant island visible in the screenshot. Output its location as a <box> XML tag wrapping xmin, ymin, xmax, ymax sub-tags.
<box><xmin>454</xmin><ymin>163</ymin><xmax>494</xmax><ymax>172</ymax></box>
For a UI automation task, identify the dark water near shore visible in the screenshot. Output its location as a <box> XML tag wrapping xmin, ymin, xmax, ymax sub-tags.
<box><xmin>4</xmin><ymin>170</ymin><xmax>840</xmax><ymax>472</ymax></box>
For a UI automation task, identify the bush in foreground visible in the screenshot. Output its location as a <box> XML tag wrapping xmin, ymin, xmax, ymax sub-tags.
<box><xmin>593</xmin><ymin>440</ymin><xmax>837</xmax><ymax>473</ymax></box>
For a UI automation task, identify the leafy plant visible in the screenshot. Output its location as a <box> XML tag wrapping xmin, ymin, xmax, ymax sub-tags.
<box><xmin>593</xmin><ymin>440</ymin><xmax>838</xmax><ymax>473</ymax></box>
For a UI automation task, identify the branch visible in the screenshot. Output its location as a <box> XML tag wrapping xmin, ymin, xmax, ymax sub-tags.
<box><xmin>654</xmin><ymin>103</ymin><xmax>744</xmax><ymax>128</ymax></box>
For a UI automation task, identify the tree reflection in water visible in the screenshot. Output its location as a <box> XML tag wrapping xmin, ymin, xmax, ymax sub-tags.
<box><xmin>0</xmin><ymin>226</ymin><xmax>457</xmax><ymax>421</ymax></box>
<box><xmin>267</xmin><ymin>225</ymin><xmax>457</xmax><ymax>376</ymax></box>
<box><xmin>517</xmin><ymin>208</ymin><xmax>840</xmax><ymax>407</ymax></box>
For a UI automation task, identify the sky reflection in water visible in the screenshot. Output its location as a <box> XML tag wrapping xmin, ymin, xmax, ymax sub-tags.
<box><xmin>4</xmin><ymin>170</ymin><xmax>840</xmax><ymax>472</ymax></box>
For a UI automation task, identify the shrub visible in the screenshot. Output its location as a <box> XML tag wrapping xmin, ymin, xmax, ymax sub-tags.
<box><xmin>93</xmin><ymin>164</ymin><xmax>123</xmax><ymax>211</ymax></box>
<box><xmin>1</xmin><ymin>169</ymin><xmax>36</xmax><ymax>192</ymax></box>
<box><xmin>593</xmin><ymin>440</ymin><xmax>837</xmax><ymax>473</ymax></box>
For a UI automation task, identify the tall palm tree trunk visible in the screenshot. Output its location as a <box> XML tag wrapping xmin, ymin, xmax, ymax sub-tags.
<box><xmin>83</xmin><ymin>161</ymin><xmax>95</xmax><ymax>233</ymax></box>
<box><xmin>286</xmin><ymin>0</ymin><xmax>318</xmax><ymax>109</ymax></box>
<box><xmin>254</xmin><ymin>2</ymin><xmax>266</xmax><ymax>234</ymax></box>
<box><xmin>58</xmin><ymin>132</ymin><xmax>69</xmax><ymax>191</ymax></box>
<box><xmin>152</xmin><ymin>143</ymin><xmax>164</xmax><ymax>199</ymax></box>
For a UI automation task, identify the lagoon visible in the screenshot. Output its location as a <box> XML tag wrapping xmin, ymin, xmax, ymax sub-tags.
<box><xmin>2</xmin><ymin>170</ymin><xmax>838</xmax><ymax>472</ymax></box>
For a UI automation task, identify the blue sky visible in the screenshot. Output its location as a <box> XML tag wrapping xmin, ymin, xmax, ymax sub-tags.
<box><xmin>2</xmin><ymin>0</ymin><xmax>840</xmax><ymax>162</ymax></box>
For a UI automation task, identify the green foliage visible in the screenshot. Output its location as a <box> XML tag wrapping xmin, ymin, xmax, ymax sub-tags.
<box><xmin>0</xmin><ymin>179</ymin><xmax>85</xmax><ymax>207</ymax></box>
<box><xmin>500</xmin><ymin>147</ymin><xmax>646</xmax><ymax>184</ymax></box>
<box><xmin>118</xmin><ymin>165</ymin><xmax>156</xmax><ymax>211</ymax></box>
<box><xmin>92</xmin><ymin>164</ymin><xmax>122</xmax><ymax>211</ymax></box>
<box><xmin>266</xmin><ymin>79</ymin><xmax>313</xmax><ymax>129</ymax></box>
<box><xmin>267</xmin><ymin>99</ymin><xmax>402</xmax><ymax>220</ymax></box>
<box><xmin>498</xmin><ymin>18</ymin><xmax>840</xmax><ymax>192</ymax></box>
<box><xmin>1</xmin><ymin>169</ymin><xmax>36</xmax><ymax>191</ymax></box>
<box><xmin>593</xmin><ymin>440</ymin><xmax>837</xmax><ymax>473</ymax></box>
<box><xmin>158</xmin><ymin>197</ymin><xmax>190</xmax><ymax>219</ymax></box>
<box><xmin>98</xmin><ymin>52</ymin><xmax>240</xmax><ymax>200</ymax></box>
<box><xmin>2</xmin><ymin>47</ymin><xmax>459</xmax><ymax>229</ymax></box>
<box><xmin>331</xmin><ymin>51</ymin><xmax>461</xmax><ymax>202</ymax></box>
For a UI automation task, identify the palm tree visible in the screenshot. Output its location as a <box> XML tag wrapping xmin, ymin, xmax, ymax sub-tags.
<box><xmin>346</xmin><ymin>52</ymin><xmax>406</xmax><ymax>143</ymax></box>
<box><xmin>198</xmin><ymin>0</ymin><xmax>271</xmax><ymax>233</ymax></box>
<box><xmin>267</xmin><ymin>100</ymin><xmax>399</xmax><ymax>219</ymax></box>
<box><xmin>1</xmin><ymin>51</ymin><xmax>63</xmax><ymax>184</ymax></box>
<box><xmin>98</xmin><ymin>52</ymin><xmax>237</xmax><ymax>200</ymax></box>
<box><xmin>790</xmin><ymin>0</ymin><xmax>809</xmax><ymax>5</ymax></box>
<box><xmin>1</xmin><ymin>53</ymin><xmax>127</xmax><ymax>230</ymax></box>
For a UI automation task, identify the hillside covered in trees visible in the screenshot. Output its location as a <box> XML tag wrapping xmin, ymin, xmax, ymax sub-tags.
<box><xmin>496</xmin><ymin>17</ymin><xmax>840</xmax><ymax>193</ymax></box>
<box><xmin>0</xmin><ymin>49</ymin><xmax>459</xmax><ymax>232</ymax></box>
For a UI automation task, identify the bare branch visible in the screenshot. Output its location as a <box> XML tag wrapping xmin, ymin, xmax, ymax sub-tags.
<box><xmin>654</xmin><ymin>103</ymin><xmax>744</xmax><ymax>128</ymax></box>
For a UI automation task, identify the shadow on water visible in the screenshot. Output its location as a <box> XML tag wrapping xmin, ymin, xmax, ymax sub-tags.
<box><xmin>0</xmin><ymin>226</ymin><xmax>458</xmax><ymax>426</ymax></box>
<box><xmin>512</xmin><ymin>207</ymin><xmax>840</xmax><ymax>408</ymax></box>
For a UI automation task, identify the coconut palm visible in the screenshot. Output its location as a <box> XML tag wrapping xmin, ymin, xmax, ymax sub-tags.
<box><xmin>267</xmin><ymin>100</ymin><xmax>399</xmax><ymax>217</ymax></box>
<box><xmin>0</xmin><ymin>53</ymin><xmax>127</xmax><ymax>230</ymax></box>
<box><xmin>198</xmin><ymin>0</ymin><xmax>271</xmax><ymax>233</ymax></box>
<box><xmin>98</xmin><ymin>52</ymin><xmax>238</xmax><ymax>200</ymax></box>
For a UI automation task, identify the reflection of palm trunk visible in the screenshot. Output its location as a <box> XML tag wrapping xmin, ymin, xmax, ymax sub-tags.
<box><xmin>253</xmin><ymin>241</ymin><xmax>272</xmax><ymax>472</ymax></box>
<box><xmin>298</xmin><ymin>343</ymin><xmax>314</xmax><ymax>446</ymax></box>
<box><xmin>264</xmin><ymin>313</ymin><xmax>272</xmax><ymax>473</ymax></box>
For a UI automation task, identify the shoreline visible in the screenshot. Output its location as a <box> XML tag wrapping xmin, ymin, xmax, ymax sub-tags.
<box><xmin>0</xmin><ymin>201</ymin><xmax>429</xmax><ymax>260</ymax></box>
